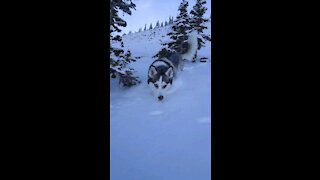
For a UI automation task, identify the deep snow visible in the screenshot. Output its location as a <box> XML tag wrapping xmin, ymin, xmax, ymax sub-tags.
<box><xmin>110</xmin><ymin>22</ymin><xmax>211</xmax><ymax>180</ymax></box>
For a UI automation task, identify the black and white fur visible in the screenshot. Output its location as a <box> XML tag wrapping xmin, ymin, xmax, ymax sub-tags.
<box><xmin>148</xmin><ymin>31</ymin><xmax>198</xmax><ymax>101</ymax></box>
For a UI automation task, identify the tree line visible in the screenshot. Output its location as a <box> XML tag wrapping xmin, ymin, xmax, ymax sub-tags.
<box><xmin>123</xmin><ymin>16</ymin><xmax>175</xmax><ymax>36</ymax></box>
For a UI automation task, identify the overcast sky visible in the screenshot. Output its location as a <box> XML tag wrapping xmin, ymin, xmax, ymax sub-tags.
<box><xmin>120</xmin><ymin>0</ymin><xmax>211</xmax><ymax>34</ymax></box>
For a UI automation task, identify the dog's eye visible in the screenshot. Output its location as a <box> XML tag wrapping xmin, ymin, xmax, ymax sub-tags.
<box><xmin>154</xmin><ymin>84</ymin><xmax>159</xmax><ymax>88</ymax></box>
<box><xmin>162</xmin><ymin>85</ymin><xmax>167</xmax><ymax>89</ymax></box>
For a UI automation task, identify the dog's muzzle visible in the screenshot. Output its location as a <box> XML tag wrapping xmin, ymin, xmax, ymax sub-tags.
<box><xmin>158</xmin><ymin>95</ymin><xmax>164</xmax><ymax>101</ymax></box>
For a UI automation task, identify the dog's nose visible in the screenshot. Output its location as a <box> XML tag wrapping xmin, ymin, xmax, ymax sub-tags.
<box><xmin>158</xmin><ymin>95</ymin><xmax>164</xmax><ymax>101</ymax></box>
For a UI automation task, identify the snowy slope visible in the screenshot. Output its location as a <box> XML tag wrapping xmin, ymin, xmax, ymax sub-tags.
<box><xmin>110</xmin><ymin>22</ymin><xmax>211</xmax><ymax>180</ymax></box>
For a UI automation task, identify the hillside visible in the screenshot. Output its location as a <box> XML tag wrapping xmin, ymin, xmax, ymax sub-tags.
<box><xmin>110</xmin><ymin>22</ymin><xmax>211</xmax><ymax>180</ymax></box>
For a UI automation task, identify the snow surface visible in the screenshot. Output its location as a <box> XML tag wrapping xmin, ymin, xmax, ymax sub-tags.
<box><xmin>110</xmin><ymin>22</ymin><xmax>211</xmax><ymax>180</ymax></box>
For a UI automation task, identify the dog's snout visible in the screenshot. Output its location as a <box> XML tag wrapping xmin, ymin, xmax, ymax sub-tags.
<box><xmin>158</xmin><ymin>95</ymin><xmax>164</xmax><ymax>101</ymax></box>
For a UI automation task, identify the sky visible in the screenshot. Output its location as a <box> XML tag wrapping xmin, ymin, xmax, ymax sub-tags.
<box><xmin>119</xmin><ymin>0</ymin><xmax>211</xmax><ymax>34</ymax></box>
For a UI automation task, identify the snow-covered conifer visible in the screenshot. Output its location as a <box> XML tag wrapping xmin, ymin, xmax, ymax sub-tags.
<box><xmin>153</xmin><ymin>0</ymin><xmax>192</xmax><ymax>58</ymax></box>
<box><xmin>169</xmin><ymin>16</ymin><xmax>173</xmax><ymax>24</ymax></box>
<box><xmin>190</xmin><ymin>0</ymin><xmax>211</xmax><ymax>50</ymax></box>
<box><xmin>167</xmin><ymin>0</ymin><xmax>192</xmax><ymax>53</ymax></box>
<box><xmin>110</xmin><ymin>0</ymin><xmax>140</xmax><ymax>87</ymax></box>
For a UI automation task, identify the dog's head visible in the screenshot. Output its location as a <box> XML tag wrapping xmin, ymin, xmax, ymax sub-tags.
<box><xmin>148</xmin><ymin>66</ymin><xmax>173</xmax><ymax>101</ymax></box>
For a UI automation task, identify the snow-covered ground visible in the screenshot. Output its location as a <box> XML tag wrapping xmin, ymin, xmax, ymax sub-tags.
<box><xmin>110</xmin><ymin>22</ymin><xmax>211</xmax><ymax>180</ymax></box>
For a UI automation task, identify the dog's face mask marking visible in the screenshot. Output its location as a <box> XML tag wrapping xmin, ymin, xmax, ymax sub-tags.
<box><xmin>148</xmin><ymin>67</ymin><xmax>173</xmax><ymax>101</ymax></box>
<box><xmin>165</xmin><ymin>67</ymin><xmax>174</xmax><ymax>79</ymax></box>
<box><xmin>149</xmin><ymin>66</ymin><xmax>157</xmax><ymax>77</ymax></box>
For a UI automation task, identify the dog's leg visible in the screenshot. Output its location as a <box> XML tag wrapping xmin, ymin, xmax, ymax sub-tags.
<box><xmin>179</xmin><ymin>60</ymin><xmax>184</xmax><ymax>71</ymax></box>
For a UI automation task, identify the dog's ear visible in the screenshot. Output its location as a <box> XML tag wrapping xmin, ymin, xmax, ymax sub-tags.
<box><xmin>165</xmin><ymin>67</ymin><xmax>174</xmax><ymax>78</ymax></box>
<box><xmin>149</xmin><ymin>66</ymin><xmax>157</xmax><ymax>77</ymax></box>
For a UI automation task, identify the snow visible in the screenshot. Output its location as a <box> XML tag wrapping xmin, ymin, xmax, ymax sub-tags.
<box><xmin>110</xmin><ymin>22</ymin><xmax>211</xmax><ymax>180</ymax></box>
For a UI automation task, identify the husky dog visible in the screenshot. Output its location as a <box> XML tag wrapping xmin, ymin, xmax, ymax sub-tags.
<box><xmin>148</xmin><ymin>31</ymin><xmax>198</xmax><ymax>101</ymax></box>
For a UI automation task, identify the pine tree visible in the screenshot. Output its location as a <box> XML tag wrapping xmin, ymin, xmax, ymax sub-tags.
<box><xmin>110</xmin><ymin>0</ymin><xmax>140</xmax><ymax>87</ymax></box>
<box><xmin>155</xmin><ymin>21</ymin><xmax>160</xmax><ymax>28</ymax></box>
<box><xmin>144</xmin><ymin>24</ymin><xmax>147</xmax><ymax>31</ymax></box>
<box><xmin>153</xmin><ymin>0</ymin><xmax>192</xmax><ymax>58</ymax></box>
<box><xmin>118</xmin><ymin>50</ymin><xmax>140</xmax><ymax>86</ymax></box>
<box><xmin>190</xmin><ymin>0</ymin><xmax>211</xmax><ymax>51</ymax></box>
<box><xmin>138</xmin><ymin>28</ymin><xmax>142</xmax><ymax>32</ymax></box>
<box><xmin>165</xmin><ymin>21</ymin><xmax>168</xmax><ymax>26</ymax></box>
<box><xmin>167</xmin><ymin>0</ymin><xmax>192</xmax><ymax>53</ymax></box>
<box><xmin>169</xmin><ymin>16</ymin><xmax>174</xmax><ymax>24</ymax></box>
<box><xmin>149</xmin><ymin>23</ymin><xmax>153</xmax><ymax>30</ymax></box>
<box><xmin>160</xmin><ymin>22</ymin><xmax>163</xmax><ymax>27</ymax></box>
